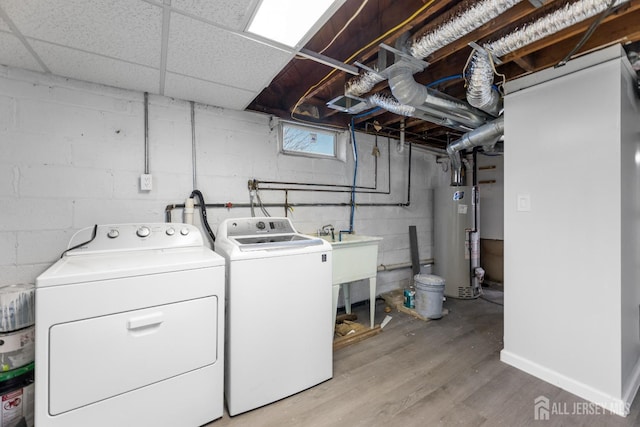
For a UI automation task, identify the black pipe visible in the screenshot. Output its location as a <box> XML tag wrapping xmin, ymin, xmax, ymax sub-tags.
<box><xmin>164</xmin><ymin>138</ymin><xmax>413</xmax><ymax>222</ymax></box>
<box><xmin>255</xmin><ymin>137</ymin><xmax>391</xmax><ymax>195</ymax></box>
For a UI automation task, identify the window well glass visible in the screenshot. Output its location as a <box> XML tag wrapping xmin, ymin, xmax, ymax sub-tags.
<box><xmin>282</xmin><ymin>123</ymin><xmax>337</xmax><ymax>158</ymax></box>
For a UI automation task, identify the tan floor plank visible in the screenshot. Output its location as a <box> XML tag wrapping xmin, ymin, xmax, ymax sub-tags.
<box><xmin>209</xmin><ymin>298</ymin><xmax>640</xmax><ymax>427</ymax></box>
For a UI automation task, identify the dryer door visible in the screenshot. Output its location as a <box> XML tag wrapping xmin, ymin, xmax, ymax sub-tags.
<box><xmin>48</xmin><ymin>296</ymin><xmax>218</xmax><ymax>415</ymax></box>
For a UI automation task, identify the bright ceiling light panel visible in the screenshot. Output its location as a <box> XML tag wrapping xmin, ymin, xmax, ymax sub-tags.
<box><xmin>247</xmin><ymin>0</ymin><xmax>338</xmax><ymax>47</ymax></box>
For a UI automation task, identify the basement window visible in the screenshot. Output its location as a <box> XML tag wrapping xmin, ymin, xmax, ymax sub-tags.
<box><xmin>280</xmin><ymin>122</ymin><xmax>338</xmax><ymax>159</ymax></box>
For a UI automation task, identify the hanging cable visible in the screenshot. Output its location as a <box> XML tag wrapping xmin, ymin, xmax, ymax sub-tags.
<box><xmin>190</xmin><ymin>190</ymin><xmax>216</xmax><ymax>248</ymax></box>
<box><xmin>555</xmin><ymin>0</ymin><xmax>618</xmax><ymax>67</ymax></box>
<box><xmin>60</xmin><ymin>224</ymin><xmax>97</xmax><ymax>258</ymax></box>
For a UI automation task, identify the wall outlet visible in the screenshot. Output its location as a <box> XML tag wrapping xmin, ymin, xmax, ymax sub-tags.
<box><xmin>140</xmin><ymin>174</ymin><xmax>152</xmax><ymax>191</ymax></box>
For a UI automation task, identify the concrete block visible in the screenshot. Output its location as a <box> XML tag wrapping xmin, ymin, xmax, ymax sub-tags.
<box><xmin>0</xmin><ymin>232</ymin><xmax>17</xmax><ymax>266</ymax></box>
<box><xmin>17</xmin><ymin>229</ymin><xmax>75</xmax><ymax>264</ymax></box>
<box><xmin>19</xmin><ymin>165</ymin><xmax>114</xmax><ymax>199</ymax></box>
<box><xmin>0</xmin><ymin>95</ymin><xmax>14</xmax><ymax>130</ymax></box>
<box><xmin>0</xmin><ymin>197</ymin><xmax>73</xmax><ymax>231</ymax></box>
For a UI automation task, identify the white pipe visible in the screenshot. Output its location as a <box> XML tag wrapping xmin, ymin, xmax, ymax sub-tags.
<box><xmin>183</xmin><ymin>197</ymin><xmax>194</xmax><ymax>224</ymax></box>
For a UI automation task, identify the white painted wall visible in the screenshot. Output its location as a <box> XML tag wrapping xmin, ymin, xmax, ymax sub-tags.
<box><xmin>502</xmin><ymin>46</ymin><xmax>640</xmax><ymax>414</ymax></box>
<box><xmin>477</xmin><ymin>153</ymin><xmax>503</xmax><ymax>240</ymax></box>
<box><xmin>0</xmin><ymin>65</ymin><xmax>448</xmax><ymax>303</ymax></box>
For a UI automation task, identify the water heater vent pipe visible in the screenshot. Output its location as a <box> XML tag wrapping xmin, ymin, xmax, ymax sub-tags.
<box><xmin>447</xmin><ymin>116</ymin><xmax>504</xmax><ymax>186</ymax></box>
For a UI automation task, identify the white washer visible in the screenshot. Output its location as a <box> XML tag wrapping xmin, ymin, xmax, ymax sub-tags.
<box><xmin>215</xmin><ymin>217</ymin><xmax>333</xmax><ymax>416</ymax></box>
<box><xmin>35</xmin><ymin>223</ymin><xmax>225</xmax><ymax>427</ymax></box>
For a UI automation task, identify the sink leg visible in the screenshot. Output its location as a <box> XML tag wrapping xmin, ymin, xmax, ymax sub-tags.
<box><xmin>332</xmin><ymin>284</ymin><xmax>340</xmax><ymax>328</ymax></box>
<box><xmin>369</xmin><ymin>277</ymin><xmax>376</xmax><ymax>328</ymax></box>
<box><xmin>343</xmin><ymin>283</ymin><xmax>351</xmax><ymax>314</ymax></box>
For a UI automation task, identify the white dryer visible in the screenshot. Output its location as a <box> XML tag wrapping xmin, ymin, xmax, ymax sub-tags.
<box><xmin>215</xmin><ymin>217</ymin><xmax>333</xmax><ymax>416</ymax></box>
<box><xmin>35</xmin><ymin>223</ymin><xmax>225</xmax><ymax>427</ymax></box>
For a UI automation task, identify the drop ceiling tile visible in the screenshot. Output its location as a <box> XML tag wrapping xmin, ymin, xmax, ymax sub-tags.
<box><xmin>167</xmin><ymin>13</ymin><xmax>293</xmax><ymax>92</ymax></box>
<box><xmin>171</xmin><ymin>0</ymin><xmax>257</xmax><ymax>31</ymax></box>
<box><xmin>0</xmin><ymin>32</ymin><xmax>44</xmax><ymax>72</ymax></box>
<box><xmin>164</xmin><ymin>72</ymin><xmax>258</xmax><ymax>110</ymax></box>
<box><xmin>31</xmin><ymin>40</ymin><xmax>159</xmax><ymax>94</ymax></box>
<box><xmin>2</xmin><ymin>0</ymin><xmax>162</xmax><ymax>67</ymax></box>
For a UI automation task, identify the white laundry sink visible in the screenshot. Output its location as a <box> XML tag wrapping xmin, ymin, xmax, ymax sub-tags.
<box><xmin>319</xmin><ymin>234</ymin><xmax>382</xmax><ymax>284</ymax></box>
<box><xmin>318</xmin><ymin>233</ymin><xmax>382</xmax><ymax>328</ymax></box>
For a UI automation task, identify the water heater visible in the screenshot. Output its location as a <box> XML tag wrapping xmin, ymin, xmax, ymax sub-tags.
<box><xmin>434</xmin><ymin>185</ymin><xmax>480</xmax><ymax>299</ymax></box>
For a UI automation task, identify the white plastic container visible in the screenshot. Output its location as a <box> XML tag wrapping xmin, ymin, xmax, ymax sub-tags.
<box><xmin>0</xmin><ymin>327</ymin><xmax>35</xmax><ymax>372</ymax></box>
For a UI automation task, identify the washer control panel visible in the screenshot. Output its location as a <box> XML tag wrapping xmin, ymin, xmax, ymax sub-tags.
<box><xmin>226</xmin><ymin>218</ymin><xmax>296</xmax><ymax>237</ymax></box>
<box><xmin>65</xmin><ymin>223</ymin><xmax>204</xmax><ymax>255</ymax></box>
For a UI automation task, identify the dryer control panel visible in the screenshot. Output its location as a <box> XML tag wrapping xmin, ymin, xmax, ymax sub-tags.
<box><xmin>65</xmin><ymin>223</ymin><xmax>204</xmax><ymax>255</ymax></box>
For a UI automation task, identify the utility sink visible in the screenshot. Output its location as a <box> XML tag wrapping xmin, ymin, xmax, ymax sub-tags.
<box><xmin>319</xmin><ymin>234</ymin><xmax>382</xmax><ymax>284</ymax></box>
<box><xmin>317</xmin><ymin>234</ymin><xmax>383</xmax><ymax>329</ymax></box>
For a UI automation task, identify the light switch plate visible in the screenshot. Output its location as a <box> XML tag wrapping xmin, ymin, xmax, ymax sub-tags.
<box><xmin>517</xmin><ymin>194</ymin><xmax>531</xmax><ymax>211</ymax></box>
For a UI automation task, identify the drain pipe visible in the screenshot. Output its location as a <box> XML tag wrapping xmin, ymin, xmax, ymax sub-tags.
<box><xmin>467</xmin><ymin>0</ymin><xmax>630</xmax><ymax>115</ymax></box>
<box><xmin>447</xmin><ymin>116</ymin><xmax>504</xmax><ymax>186</ymax></box>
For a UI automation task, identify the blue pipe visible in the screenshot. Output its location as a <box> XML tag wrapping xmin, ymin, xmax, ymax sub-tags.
<box><xmin>339</xmin><ymin>118</ymin><xmax>359</xmax><ymax>240</ymax></box>
<box><xmin>425</xmin><ymin>74</ymin><xmax>463</xmax><ymax>88</ymax></box>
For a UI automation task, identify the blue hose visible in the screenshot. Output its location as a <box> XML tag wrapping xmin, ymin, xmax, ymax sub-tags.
<box><xmin>340</xmin><ymin>118</ymin><xmax>359</xmax><ymax>238</ymax></box>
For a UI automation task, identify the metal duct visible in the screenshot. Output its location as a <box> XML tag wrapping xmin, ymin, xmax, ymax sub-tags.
<box><xmin>410</xmin><ymin>0</ymin><xmax>524</xmax><ymax>59</ymax></box>
<box><xmin>466</xmin><ymin>0</ymin><xmax>630</xmax><ymax>114</ymax></box>
<box><xmin>346</xmin><ymin>0</ymin><xmax>522</xmax><ymax>97</ymax></box>
<box><xmin>447</xmin><ymin>116</ymin><xmax>504</xmax><ymax>185</ymax></box>
<box><xmin>368</xmin><ymin>92</ymin><xmax>472</xmax><ymax>131</ymax></box>
<box><xmin>388</xmin><ymin>65</ymin><xmax>490</xmax><ymax>129</ymax></box>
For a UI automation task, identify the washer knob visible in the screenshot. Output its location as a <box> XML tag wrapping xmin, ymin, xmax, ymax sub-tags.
<box><xmin>180</xmin><ymin>227</ymin><xmax>190</xmax><ymax>236</ymax></box>
<box><xmin>136</xmin><ymin>226</ymin><xmax>151</xmax><ymax>238</ymax></box>
<box><xmin>166</xmin><ymin>228</ymin><xmax>175</xmax><ymax>236</ymax></box>
<box><xmin>256</xmin><ymin>221</ymin><xmax>266</xmax><ymax>230</ymax></box>
<box><xmin>107</xmin><ymin>229</ymin><xmax>119</xmax><ymax>239</ymax></box>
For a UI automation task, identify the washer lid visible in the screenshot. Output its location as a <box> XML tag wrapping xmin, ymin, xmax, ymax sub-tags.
<box><xmin>37</xmin><ymin>246</ymin><xmax>224</xmax><ymax>287</ymax></box>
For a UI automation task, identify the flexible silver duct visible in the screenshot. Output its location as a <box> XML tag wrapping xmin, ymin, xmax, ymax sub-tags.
<box><xmin>467</xmin><ymin>0</ymin><xmax>630</xmax><ymax>114</ymax></box>
<box><xmin>447</xmin><ymin>116</ymin><xmax>504</xmax><ymax>185</ymax></box>
<box><xmin>368</xmin><ymin>92</ymin><xmax>416</xmax><ymax>116</ymax></box>
<box><xmin>346</xmin><ymin>71</ymin><xmax>386</xmax><ymax>97</ymax></box>
<box><xmin>346</xmin><ymin>0</ymin><xmax>523</xmax><ymax>97</ymax></box>
<box><xmin>389</xmin><ymin>65</ymin><xmax>490</xmax><ymax>129</ymax></box>
<box><xmin>410</xmin><ymin>0</ymin><xmax>524</xmax><ymax>59</ymax></box>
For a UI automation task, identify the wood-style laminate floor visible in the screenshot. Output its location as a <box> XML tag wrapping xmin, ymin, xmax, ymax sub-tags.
<box><xmin>208</xmin><ymin>293</ymin><xmax>640</xmax><ymax>427</ymax></box>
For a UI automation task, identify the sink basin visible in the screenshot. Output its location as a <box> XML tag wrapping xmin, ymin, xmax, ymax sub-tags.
<box><xmin>318</xmin><ymin>234</ymin><xmax>382</xmax><ymax>284</ymax></box>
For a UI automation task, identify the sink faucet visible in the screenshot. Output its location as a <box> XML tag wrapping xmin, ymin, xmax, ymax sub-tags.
<box><xmin>320</xmin><ymin>224</ymin><xmax>335</xmax><ymax>241</ymax></box>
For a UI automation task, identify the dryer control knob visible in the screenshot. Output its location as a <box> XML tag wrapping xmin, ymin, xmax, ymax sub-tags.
<box><xmin>136</xmin><ymin>226</ymin><xmax>151</xmax><ymax>238</ymax></box>
<box><xmin>107</xmin><ymin>229</ymin><xmax>119</xmax><ymax>239</ymax></box>
<box><xmin>166</xmin><ymin>228</ymin><xmax>175</xmax><ymax>236</ymax></box>
<box><xmin>180</xmin><ymin>227</ymin><xmax>190</xmax><ymax>236</ymax></box>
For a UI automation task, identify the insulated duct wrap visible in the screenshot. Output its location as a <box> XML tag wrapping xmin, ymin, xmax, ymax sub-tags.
<box><xmin>368</xmin><ymin>92</ymin><xmax>416</xmax><ymax>116</ymax></box>
<box><xmin>346</xmin><ymin>72</ymin><xmax>386</xmax><ymax>97</ymax></box>
<box><xmin>410</xmin><ymin>0</ymin><xmax>524</xmax><ymax>59</ymax></box>
<box><xmin>467</xmin><ymin>0</ymin><xmax>630</xmax><ymax>114</ymax></box>
<box><xmin>346</xmin><ymin>0</ymin><xmax>523</xmax><ymax>97</ymax></box>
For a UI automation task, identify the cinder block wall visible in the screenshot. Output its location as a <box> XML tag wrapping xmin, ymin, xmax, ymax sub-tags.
<box><xmin>0</xmin><ymin>65</ymin><xmax>448</xmax><ymax>302</ymax></box>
